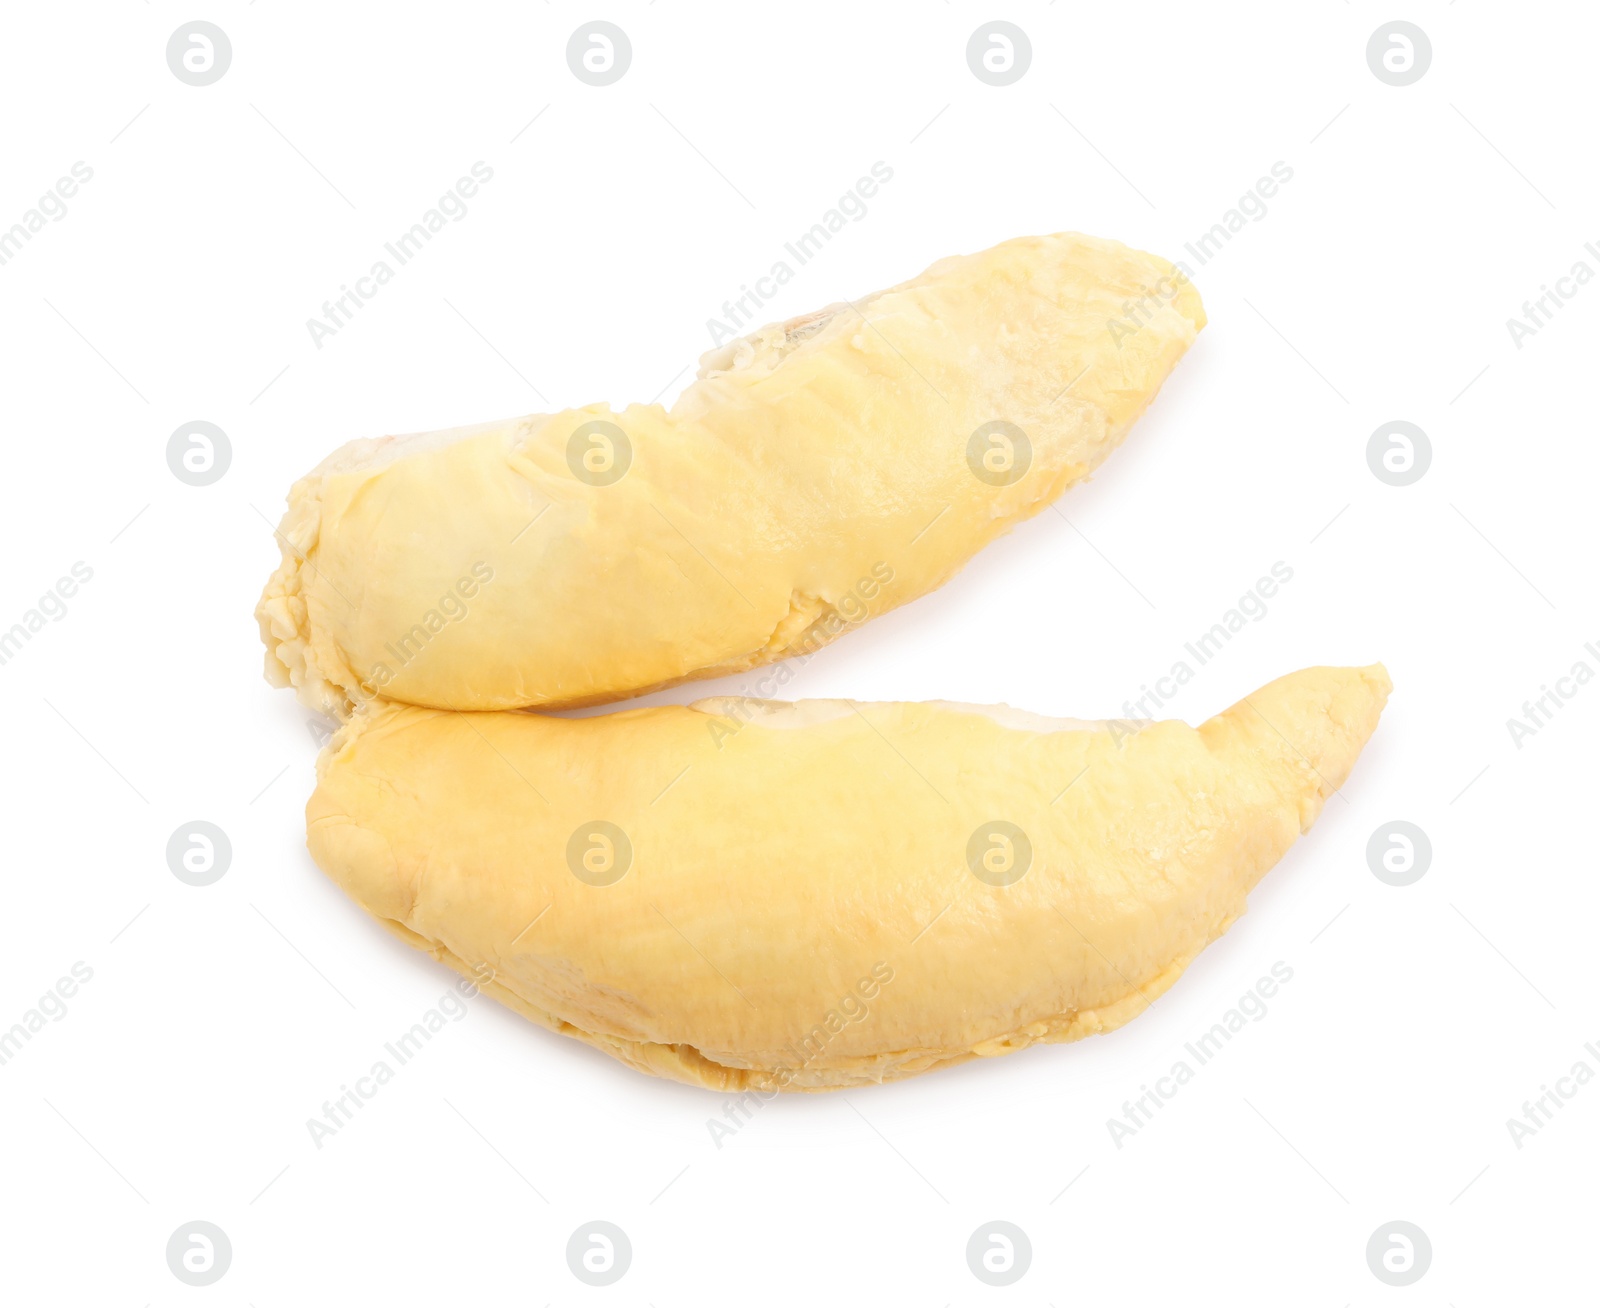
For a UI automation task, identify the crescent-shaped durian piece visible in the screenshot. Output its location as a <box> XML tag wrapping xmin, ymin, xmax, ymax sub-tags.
<box><xmin>306</xmin><ymin>664</ymin><xmax>1389</xmax><ymax>1092</ymax></box>
<box><xmin>259</xmin><ymin>232</ymin><xmax>1204</xmax><ymax>716</ymax></box>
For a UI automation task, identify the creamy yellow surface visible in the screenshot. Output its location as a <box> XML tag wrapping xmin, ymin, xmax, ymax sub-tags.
<box><xmin>307</xmin><ymin>665</ymin><xmax>1389</xmax><ymax>1091</ymax></box>
<box><xmin>259</xmin><ymin>232</ymin><xmax>1204</xmax><ymax>716</ymax></box>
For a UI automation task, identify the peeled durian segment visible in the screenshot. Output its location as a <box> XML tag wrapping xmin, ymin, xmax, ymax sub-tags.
<box><xmin>259</xmin><ymin>232</ymin><xmax>1204</xmax><ymax>717</ymax></box>
<box><xmin>306</xmin><ymin>665</ymin><xmax>1389</xmax><ymax>1091</ymax></box>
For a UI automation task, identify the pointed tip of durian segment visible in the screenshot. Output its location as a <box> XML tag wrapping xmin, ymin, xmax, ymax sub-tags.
<box><xmin>1203</xmin><ymin>664</ymin><xmax>1391</xmax><ymax>828</ymax></box>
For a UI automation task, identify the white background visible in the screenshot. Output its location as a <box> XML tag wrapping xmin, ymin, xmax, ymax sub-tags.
<box><xmin>2</xmin><ymin>1</ymin><xmax>1596</xmax><ymax>1302</ymax></box>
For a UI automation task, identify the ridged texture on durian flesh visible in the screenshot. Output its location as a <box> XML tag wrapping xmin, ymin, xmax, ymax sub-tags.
<box><xmin>258</xmin><ymin>232</ymin><xmax>1204</xmax><ymax>717</ymax></box>
<box><xmin>306</xmin><ymin>666</ymin><xmax>1389</xmax><ymax>1092</ymax></box>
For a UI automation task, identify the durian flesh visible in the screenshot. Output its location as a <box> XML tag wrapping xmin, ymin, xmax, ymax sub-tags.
<box><xmin>258</xmin><ymin>232</ymin><xmax>1203</xmax><ymax>717</ymax></box>
<box><xmin>306</xmin><ymin>665</ymin><xmax>1389</xmax><ymax>1092</ymax></box>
